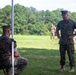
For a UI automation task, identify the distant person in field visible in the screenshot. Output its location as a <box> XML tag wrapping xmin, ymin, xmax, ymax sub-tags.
<box><xmin>56</xmin><ymin>10</ymin><xmax>76</xmax><ymax>72</ymax></box>
<box><xmin>0</xmin><ymin>25</ymin><xmax>28</xmax><ymax>75</ymax></box>
<box><xmin>50</xmin><ymin>24</ymin><xmax>56</xmax><ymax>39</ymax></box>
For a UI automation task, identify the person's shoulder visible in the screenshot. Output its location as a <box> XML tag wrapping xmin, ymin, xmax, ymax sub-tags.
<box><xmin>59</xmin><ymin>20</ymin><xmax>64</xmax><ymax>23</ymax></box>
<box><xmin>56</xmin><ymin>20</ymin><xmax>63</xmax><ymax>28</ymax></box>
<box><xmin>69</xmin><ymin>19</ymin><xmax>76</xmax><ymax>23</ymax></box>
<box><xmin>69</xmin><ymin>19</ymin><xmax>76</xmax><ymax>25</ymax></box>
<box><xmin>2</xmin><ymin>35</ymin><xmax>9</xmax><ymax>39</ymax></box>
<box><xmin>1</xmin><ymin>35</ymin><xmax>11</xmax><ymax>41</ymax></box>
<box><xmin>57</xmin><ymin>20</ymin><xmax>63</xmax><ymax>25</ymax></box>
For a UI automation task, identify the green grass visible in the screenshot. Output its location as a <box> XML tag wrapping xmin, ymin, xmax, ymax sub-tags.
<box><xmin>0</xmin><ymin>35</ymin><xmax>76</xmax><ymax>75</ymax></box>
<box><xmin>14</xmin><ymin>35</ymin><xmax>59</xmax><ymax>49</ymax></box>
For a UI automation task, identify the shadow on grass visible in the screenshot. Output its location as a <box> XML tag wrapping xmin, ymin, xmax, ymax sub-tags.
<box><xmin>18</xmin><ymin>48</ymin><xmax>76</xmax><ymax>75</ymax></box>
<box><xmin>18</xmin><ymin>48</ymin><xmax>59</xmax><ymax>57</ymax></box>
<box><xmin>0</xmin><ymin>48</ymin><xmax>76</xmax><ymax>75</ymax></box>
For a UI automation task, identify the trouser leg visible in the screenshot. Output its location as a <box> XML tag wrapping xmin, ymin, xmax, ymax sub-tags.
<box><xmin>60</xmin><ymin>44</ymin><xmax>66</xmax><ymax>66</ymax></box>
<box><xmin>50</xmin><ymin>33</ymin><xmax>53</xmax><ymax>39</ymax></box>
<box><xmin>67</xmin><ymin>45</ymin><xmax>75</xmax><ymax>67</ymax></box>
<box><xmin>52</xmin><ymin>35</ymin><xmax>54</xmax><ymax>39</ymax></box>
<box><xmin>14</xmin><ymin>57</ymin><xmax>28</xmax><ymax>75</ymax></box>
<box><xmin>6</xmin><ymin>68</ymin><xmax>11</xmax><ymax>75</ymax></box>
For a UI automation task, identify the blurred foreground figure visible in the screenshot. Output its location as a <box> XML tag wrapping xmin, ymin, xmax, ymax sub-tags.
<box><xmin>0</xmin><ymin>25</ymin><xmax>28</xmax><ymax>75</ymax></box>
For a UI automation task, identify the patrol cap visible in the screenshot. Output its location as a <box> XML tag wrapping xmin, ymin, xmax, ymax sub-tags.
<box><xmin>61</xmin><ymin>10</ymin><xmax>68</xmax><ymax>16</ymax></box>
<box><xmin>2</xmin><ymin>25</ymin><xmax>11</xmax><ymax>32</ymax></box>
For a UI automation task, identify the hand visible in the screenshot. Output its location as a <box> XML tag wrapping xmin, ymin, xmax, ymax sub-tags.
<box><xmin>68</xmin><ymin>35</ymin><xmax>74</xmax><ymax>39</ymax></box>
<box><xmin>14</xmin><ymin>51</ymin><xmax>20</xmax><ymax>57</ymax></box>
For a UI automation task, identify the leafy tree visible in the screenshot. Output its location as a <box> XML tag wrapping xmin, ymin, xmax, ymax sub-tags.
<box><xmin>0</xmin><ymin>4</ymin><xmax>76</xmax><ymax>35</ymax></box>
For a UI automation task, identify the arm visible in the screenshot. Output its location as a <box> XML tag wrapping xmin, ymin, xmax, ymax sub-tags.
<box><xmin>73</xmin><ymin>21</ymin><xmax>76</xmax><ymax>29</ymax></box>
<box><xmin>69</xmin><ymin>21</ymin><xmax>76</xmax><ymax>39</ymax></box>
<box><xmin>12</xmin><ymin>39</ymin><xmax>21</xmax><ymax>57</ymax></box>
<box><xmin>14</xmin><ymin>50</ymin><xmax>20</xmax><ymax>57</ymax></box>
<box><xmin>54</xmin><ymin>26</ymin><xmax>56</xmax><ymax>30</ymax></box>
<box><xmin>73</xmin><ymin>22</ymin><xmax>76</xmax><ymax>35</ymax></box>
<box><xmin>56</xmin><ymin>29</ymin><xmax>61</xmax><ymax>39</ymax></box>
<box><xmin>56</xmin><ymin>22</ymin><xmax>61</xmax><ymax>39</ymax></box>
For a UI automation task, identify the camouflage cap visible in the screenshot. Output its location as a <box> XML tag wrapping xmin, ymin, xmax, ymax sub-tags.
<box><xmin>61</xmin><ymin>10</ymin><xmax>68</xmax><ymax>16</ymax></box>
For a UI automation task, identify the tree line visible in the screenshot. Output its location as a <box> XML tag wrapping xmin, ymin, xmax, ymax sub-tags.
<box><xmin>0</xmin><ymin>4</ymin><xmax>76</xmax><ymax>35</ymax></box>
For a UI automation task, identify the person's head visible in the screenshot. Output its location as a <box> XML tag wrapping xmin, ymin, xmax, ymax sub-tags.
<box><xmin>2</xmin><ymin>25</ymin><xmax>11</xmax><ymax>36</ymax></box>
<box><xmin>61</xmin><ymin>10</ymin><xmax>69</xmax><ymax>20</ymax></box>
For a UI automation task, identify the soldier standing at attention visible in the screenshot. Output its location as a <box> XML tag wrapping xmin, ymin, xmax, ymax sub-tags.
<box><xmin>0</xmin><ymin>25</ymin><xmax>28</xmax><ymax>75</ymax></box>
<box><xmin>56</xmin><ymin>10</ymin><xmax>76</xmax><ymax>72</ymax></box>
<box><xmin>50</xmin><ymin>24</ymin><xmax>56</xmax><ymax>39</ymax></box>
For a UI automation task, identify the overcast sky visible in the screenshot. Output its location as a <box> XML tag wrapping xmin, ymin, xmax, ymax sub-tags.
<box><xmin>0</xmin><ymin>0</ymin><xmax>76</xmax><ymax>12</ymax></box>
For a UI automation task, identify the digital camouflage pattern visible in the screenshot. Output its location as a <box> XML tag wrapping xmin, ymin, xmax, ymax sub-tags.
<box><xmin>56</xmin><ymin>19</ymin><xmax>76</xmax><ymax>67</ymax></box>
<box><xmin>0</xmin><ymin>35</ymin><xmax>28</xmax><ymax>75</ymax></box>
<box><xmin>0</xmin><ymin>35</ymin><xmax>12</xmax><ymax>67</ymax></box>
<box><xmin>50</xmin><ymin>24</ymin><xmax>56</xmax><ymax>39</ymax></box>
<box><xmin>14</xmin><ymin>57</ymin><xmax>28</xmax><ymax>75</ymax></box>
<box><xmin>57</xmin><ymin>19</ymin><xmax>76</xmax><ymax>45</ymax></box>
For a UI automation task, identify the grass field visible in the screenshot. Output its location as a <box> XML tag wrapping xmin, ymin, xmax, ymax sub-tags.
<box><xmin>0</xmin><ymin>35</ymin><xmax>76</xmax><ymax>75</ymax></box>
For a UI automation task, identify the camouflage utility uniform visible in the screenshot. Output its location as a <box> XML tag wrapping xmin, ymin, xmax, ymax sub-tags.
<box><xmin>0</xmin><ymin>34</ymin><xmax>28</xmax><ymax>75</ymax></box>
<box><xmin>50</xmin><ymin>25</ymin><xmax>56</xmax><ymax>39</ymax></box>
<box><xmin>56</xmin><ymin>19</ymin><xmax>76</xmax><ymax>67</ymax></box>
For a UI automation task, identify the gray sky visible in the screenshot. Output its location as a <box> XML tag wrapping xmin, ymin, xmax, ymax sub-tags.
<box><xmin>0</xmin><ymin>0</ymin><xmax>76</xmax><ymax>12</ymax></box>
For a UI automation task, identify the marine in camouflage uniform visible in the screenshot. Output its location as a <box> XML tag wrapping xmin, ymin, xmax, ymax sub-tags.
<box><xmin>56</xmin><ymin>10</ymin><xmax>76</xmax><ymax>72</ymax></box>
<box><xmin>0</xmin><ymin>26</ymin><xmax>28</xmax><ymax>75</ymax></box>
<box><xmin>50</xmin><ymin>24</ymin><xmax>56</xmax><ymax>39</ymax></box>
